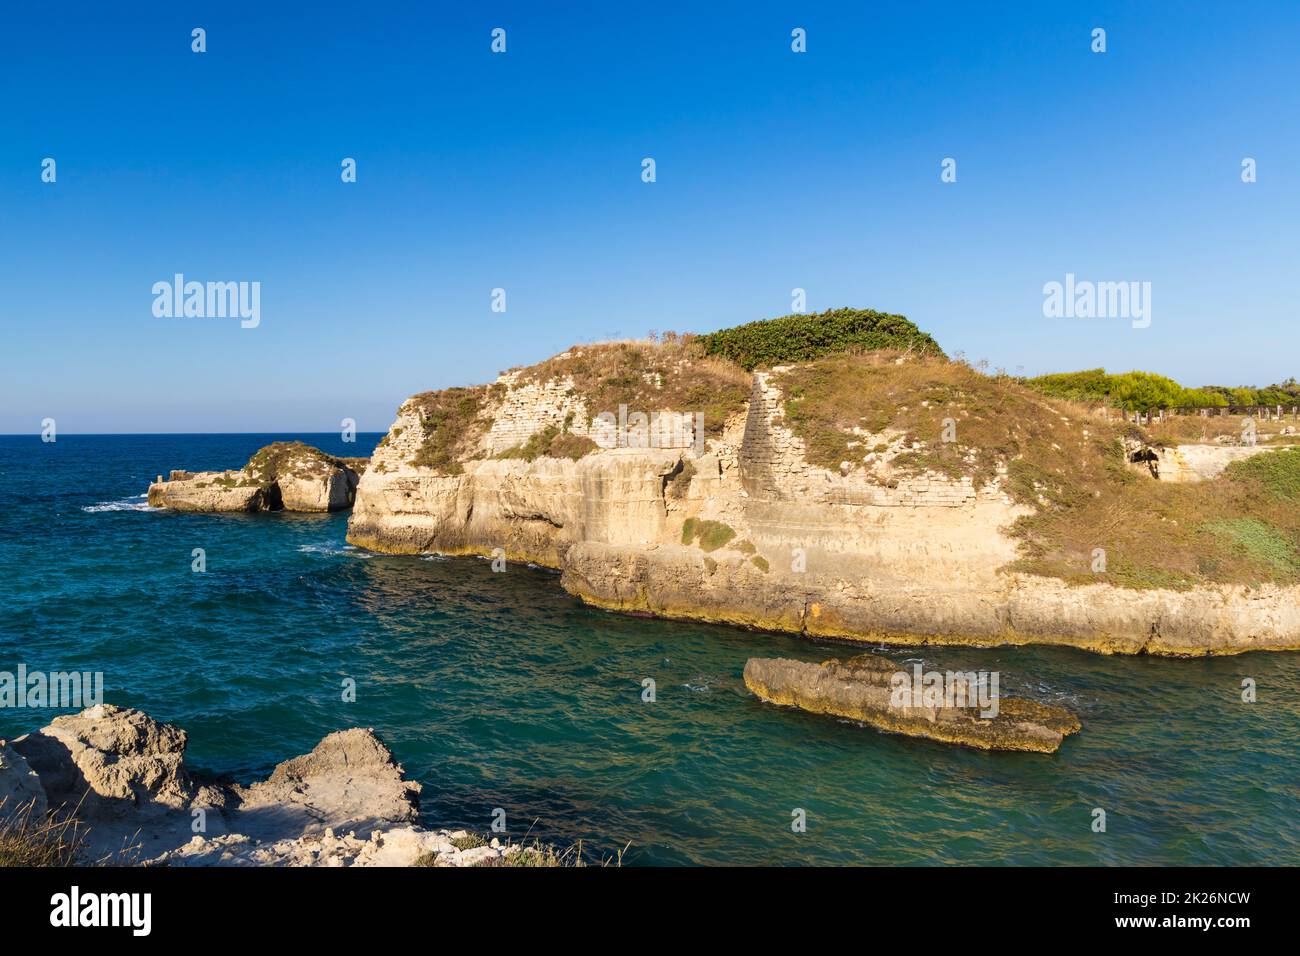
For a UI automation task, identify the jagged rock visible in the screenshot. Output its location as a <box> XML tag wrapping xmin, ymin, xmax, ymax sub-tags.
<box><xmin>147</xmin><ymin>441</ymin><xmax>363</xmax><ymax>513</ymax></box>
<box><xmin>0</xmin><ymin>740</ymin><xmax>47</xmax><ymax>821</ymax></box>
<box><xmin>743</xmin><ymin>654</ymin><xmax>1081</xmax><ymax>754</ymax></box>
<box><xmin>233</xmin><ymin>728</ymin><xmax>421</xmax><ymax>838</ymax></box>
<box><xmin>7</xmin><ymin>705</ymin><xmax>436</xmax><ymax>865</ymax></box>
<box><xmin>9</xmin><ymin>705</ymin><xmax>216</xmax><ymax>818</ymax></box>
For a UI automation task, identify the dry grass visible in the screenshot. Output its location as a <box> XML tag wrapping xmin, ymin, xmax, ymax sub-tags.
<box><xmin>1132</xmin><ymin>412</ymin><xmax>1299</xmax><ymax>446</ymax></box>
<box><xmin>775</xmin><ymin>352</ymin><xmax>1124</xmax><ymax>490</ymax></box>
<box><xmin>405</xmin><ymin>338</ymin><xmax>749</xmax><ymax>474</ymax></box>
<box><xmin>1011</xmin><ymin>449</ymin><xmax>1300</xmax><ymax>589</ymax></box>
<box><xmin>773</xmin><ymin>353</ymin><xmax>1300</xmax><ymax>590</ymax></box>
<box><xmin>243</xmin><ymin>441</ymin><xmax>352</xmax><ymax>483</ymax></box>
<box><xmin>0</xmin><ymin>801</ymin><xmax>85</xmax><ymax>867</ymax></box>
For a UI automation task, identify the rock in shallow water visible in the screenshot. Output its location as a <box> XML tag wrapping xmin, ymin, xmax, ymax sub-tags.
<box><xmin>743</xmin><ymin>653</ymin><xmax>1081</xmax><ymax>753</ymax></box>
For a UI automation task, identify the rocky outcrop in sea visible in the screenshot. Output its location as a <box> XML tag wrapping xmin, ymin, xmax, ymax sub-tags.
<box><xmin>147</xmin><ymin>441</ymin><xmax>365</xmax><ymax>513</ymax></box>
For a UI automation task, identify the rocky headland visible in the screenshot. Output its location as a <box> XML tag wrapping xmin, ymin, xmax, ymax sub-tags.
<box><xmin>147</xmin><ymin>441</ymin><xmax>366</xmax><ymax>513</ymax></box>
<box><xmin>0</xmin><ymin>705</ymin><xmax>552</xmax><ymax>867</ymax></box>
<box><xmin>343</xmin><ymin>311</ymin><xmax>1300</xmax><ymax>657</ymax></box>
<box><xmin>743</xmin><ymin>654</ymin><xmax>1082</xmax><ymax>753</ymax></box>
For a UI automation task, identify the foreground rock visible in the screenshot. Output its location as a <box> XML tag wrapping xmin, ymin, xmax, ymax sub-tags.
<box><xmin>743</xmin><ymin>654</ymin><xmax>1082</xmax><ymax>753</ymax></box>
<box><xmin>0</xmin><ymin>741</ymin><xmax>46</xmax><ymax>822</ymax></box>
<box><xmin>1</xmin><ymin>705</ymin><xmax>537</xmax><ymax>866</ymax></box>
<box><xmin>147</xmin><ymin>442</ymin><xmax>365</xmax><ymax>513</ymax></box>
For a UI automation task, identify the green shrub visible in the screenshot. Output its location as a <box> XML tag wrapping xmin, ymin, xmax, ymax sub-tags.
<box><xmin>666</xmin><ymin>460</ymin><xmax>696</xmax><ymax>499</ymax></box>
<box><xmin>681</xmin><ymin>518</ymin><xmax>735</xmax><ymax>552</ymax></box>
<box><xmin>450</xmin><ymin>833</ymin><xmax>488</xmax><ymax>851</ymax></box>
<box><xmin>697</xmin><ymin>308</ymin><xmax>943</xmax><ymax>371</ymax></box>
<box><xmin>1199</xmin><ymin>518</ymin><xmax>1299</xmax><ymax>574</ymax></box>
<box><xmin>1225</xmin><ymin>448</ymin><xmax>1300</xmax><ymax>501</ymax></box>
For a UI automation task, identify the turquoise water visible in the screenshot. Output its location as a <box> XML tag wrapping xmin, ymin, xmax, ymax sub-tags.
<box><xmin>2</xmin><ymin>433</ymin><xmax>1298</xmax><ymax>865</ymax></box>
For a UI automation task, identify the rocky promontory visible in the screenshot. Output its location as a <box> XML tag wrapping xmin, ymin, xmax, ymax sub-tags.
<box><xmin>147</xmin><ymin>441</ymin><xmax>365</xmax><ymax>513</ymax></box>
<box><xmin>743</xmin><ymin>654</ymin><xmax>1082</xmax><ymax>753</ymax></box>
<box><xmin>0</xmin><ymin>705</ymin><xmax>550</xmax><ymax>866</ymax></box>
<box><xmin>343</xmin><ymin>311</ymin><xmax>1300</xmax><ymax>656</ymax></box>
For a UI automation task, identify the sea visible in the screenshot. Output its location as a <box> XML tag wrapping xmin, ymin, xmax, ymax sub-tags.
<box><xmin>2</xmin><ymin>433</ymin><xmax>1297</xmax><ymax>865</ymax></box>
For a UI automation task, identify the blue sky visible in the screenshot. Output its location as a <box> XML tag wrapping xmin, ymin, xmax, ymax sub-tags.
<box><xmin>2</xmin><ymin>1</ymin><xmax>1297</xmax><ymax>433</ymax></box>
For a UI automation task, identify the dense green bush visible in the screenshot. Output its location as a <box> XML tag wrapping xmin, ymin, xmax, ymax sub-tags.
<box><xmin>697</xmin><ymin>308</ymin><xmax>943</xmax><ymax>371</ymax></box>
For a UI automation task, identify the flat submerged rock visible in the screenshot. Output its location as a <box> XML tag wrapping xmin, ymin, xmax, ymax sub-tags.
<box><xmin>743</xmin><ymin>653</ymin><xmax>1081</xmax><ymax>754</ymax></box>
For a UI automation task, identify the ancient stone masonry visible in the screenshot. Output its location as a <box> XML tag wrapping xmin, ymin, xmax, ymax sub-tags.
<box><xmin>482</xmin><ymin>373</ymin><xmax>592</xmax><ymax>455</ymax></box>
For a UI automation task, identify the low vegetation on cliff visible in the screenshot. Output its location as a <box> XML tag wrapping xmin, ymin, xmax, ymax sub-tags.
<box><xmin>409</xmin><ymin>386</ymin><xmax>493</xmax><ymax>474</ymax></box>
<box><xmin>775</xmin><ymin>352</ymin><xmax>1300</xmax><ymax>590</ymax></box>
<box><xmin>243</xmin><ymin>441</ymin><xmax>359</xmax><ymax>483</ymax></box>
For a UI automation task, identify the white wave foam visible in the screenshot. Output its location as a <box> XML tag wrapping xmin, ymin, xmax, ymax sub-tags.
<box><xmin>83</xmin><ymin>496</ymin><xmax>158</xmax><ymax>514</ymax></box>
<box><xmin>297</xmin><ymin>543</ymin><xmax>372</xmax><ymax>559</ymax></box>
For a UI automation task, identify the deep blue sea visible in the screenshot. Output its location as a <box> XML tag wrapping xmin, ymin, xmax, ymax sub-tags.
<box><xmin>2</xmin><ymin>433</ymin><xmax>1298</xmax><ymax>865</ymax></box>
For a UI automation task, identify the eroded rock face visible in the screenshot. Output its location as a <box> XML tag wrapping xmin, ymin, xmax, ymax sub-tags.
<box><xmin>147</xmin><ymin>442</ymin><xmax>362</xmax><ymax>513</ymax></box>
<box><xmin>743</xmin><ymin>655</ymin><xmax>1082</xmax><ymax>753</ymax></box>
<box><xmin>234</xmin><ymin>728</ymin><xmax>421</xmax><ymax>838</ymax></box>
<box><xmin>346</xmin><ymin>366</ymin><xmax>1300</xmax><ymax>656</ymax></box>
<box><xmin>6</xmin><ymin>705</ymin><xmax>448</xmax><ymax>865</ymax></box>
<box><xmin>9</xmin><ymin>705</ymin><xmax>215</xmax><ymax>820</ymax></box>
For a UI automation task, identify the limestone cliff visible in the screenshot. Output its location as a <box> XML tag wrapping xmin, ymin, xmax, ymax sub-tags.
<box><xmin>346</xmin><ymin>340</ymin><xmax>1300</xmax><ymax>657</ymax></box>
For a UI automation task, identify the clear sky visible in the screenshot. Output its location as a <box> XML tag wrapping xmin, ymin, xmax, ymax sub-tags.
<box><xmin>2</xmin><ymin>1</ymin><xmax>1297</xmax><ymax>433</ymax></box>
